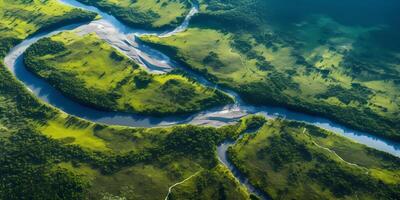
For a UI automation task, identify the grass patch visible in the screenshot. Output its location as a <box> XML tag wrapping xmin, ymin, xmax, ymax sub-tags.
<box><xmin>0</xmin><ymin>1</ymin><xmax>243</xmax><ymax>199</ymax></box>
<box><xmin>169</xmin><ymin>164</ymin><xmax>250</xmax><ymax>200</ymax></box>
<box><xmin>38</xmin><ymin>113</ymin><xmax>110</xmax><ymax>151</ymax></box>
<box><xmin>228</xmin><ymin>118</ymin><xmax>400</xmax><ymax>199</ymax></box>
<box><xmin>76</xmin><ymin>0</ymin><xmax>192</xmax><ymax>30</ymax></box>
<box><xmin>0</xmin><ymin>0</ymin><xmax>96</xmax><ymax>57</ymax></box>
<box><xmin>24</xmin><ymin>31</ymin><xmax>232</xmax><ymax>116</ymax></box>
<box><xmin>140</xmin><ymin>0</ymin><xmax>400</xmax><ymax>140</ymax></box>
<box><xmin>1</xmin><ymin>0</ymin><xmax>399</xmax><ymax>199</ymax></box>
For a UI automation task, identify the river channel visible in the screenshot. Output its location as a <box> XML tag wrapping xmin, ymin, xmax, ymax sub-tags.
<box><xmin>3</xmin><ymin>0</ymin><xmax>400</xmax><ymax>199</ymax></box>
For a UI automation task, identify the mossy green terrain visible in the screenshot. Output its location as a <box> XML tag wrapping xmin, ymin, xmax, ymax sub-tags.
<box><xmin>1</xmin><ymin>56</ymin><xmax>400</xmax><ymax>199</ymax></box>
<box><xmin>228</xmin><ymin>119</ymin><xmax>400</xmax><ymax>199</ymax></box>
<box><xmin>167</xmin><ymin>165</ymin><xmax>250</xmax><ymax>200</ymax></box>
<box><xmin>24</xmin><ymin>31</ymin><xmax>232</xmax><ymax>116</ymax></box>
<box><xmin>0</xmin><ymin>0</ymin><xmax>96</xmax><ymax>57</ymax></box>
<box><xmin>1</xmin><ymin>116</ymin><xmax>252</xmax><ymax>199</ymax></box>
<box><xmin>76</xmin><ymin>0</ymin><xmax>192</xmax><ymax>30</ymax></box>
<box><xmin>39</xmin><ymin>119</ymin><xmax>251</xmax><ymax>199</ymax></box>
<box><xmin>0</xmin><ymin>56</ymin><xmax>250</xmax><ymax>199</ymax></box>
<box><xmin>0</xmin><ymin>0</ymin><xmax>95</xmax><ymax>135</ymax></box>
<box><xmin>140</xmin><ymin>0</ymin><xmax>400</xmax><ymax>140</ymax></box>
<box><xmin>0</xmin><ymin>1</ymin><xmax>244</xmax><ymax>199</ymax></box>
<box><xmin>0</xmin><ymin>68</ymin><xmax>251</xmax><ymax>199</ymax></box>
<box><xmin>1</xmin><ymin>0</ymin><xmax>400</xmax><ymax>199</ymax></box>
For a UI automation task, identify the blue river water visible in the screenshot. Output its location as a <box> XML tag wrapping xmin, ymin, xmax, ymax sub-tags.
<box><xmin>4</xmin><ymin>1</ymin><xmax>399</xmax><ymax>199</ymax></box>
<box><xmin>4</xmin><ymin>0</ymin><xmax>399</xmax><ymax>158</ymax></box>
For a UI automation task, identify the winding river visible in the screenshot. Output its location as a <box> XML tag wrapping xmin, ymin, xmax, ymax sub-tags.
<box><xmin>3</xmin><ymin>0</ymin><xmax>400</xmax><ymax>199</ymax></box>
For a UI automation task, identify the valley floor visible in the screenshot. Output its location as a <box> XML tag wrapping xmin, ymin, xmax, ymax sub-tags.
<box><xmin>0</xmin><ymin>0</ymin><xmax>399</xmax><ymax>199</ymax></box>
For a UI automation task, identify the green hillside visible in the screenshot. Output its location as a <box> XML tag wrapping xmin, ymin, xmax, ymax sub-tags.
<box><xmin>229</xmin><ymin>119</ymin><xmax>400</xmax><ymax>199</ymax></box>
<box><xmin>0</xmin><ymin>0</ymin><xmax>399</xmax><ymax>199</ymax></box>
<box><xmin>141</xmin><ymin>0</ymin><xmax>400</xmax><ymax>140</ymax></box>
<box><xmin>76</xmin><ymin>0</ymin><xmax>192</xmax><ymax>30</ymax></box>
<box><xmin>0</xmin><ymin>0</ymin><xmax>96</xmax><ymax>57</ymax></box>
<box><xmin>24</xmin><ymin>31</ymin><xmax>232</xmax><ymax>116</ymax></box>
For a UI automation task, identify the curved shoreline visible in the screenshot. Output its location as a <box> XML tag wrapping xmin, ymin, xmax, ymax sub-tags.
<box><xmin>4</xmin><ymin>0</ymin><xmax>399</xmax><ymax>156</ymax></box>
<box><xmin>3</xmin><ymin>0</ymin><xmax>400</xmax><ymax>198</ymax></box>
<box><xmin>217</xmin><ymin>141</ymin><xmax>271</xmax><ymax>200</ymax></box>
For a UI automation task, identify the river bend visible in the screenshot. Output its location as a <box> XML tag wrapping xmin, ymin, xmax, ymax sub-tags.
<box><xmin>3</xmin><ymin>0</ymin><xmax>400</xmax><ymax>199</ymax></box>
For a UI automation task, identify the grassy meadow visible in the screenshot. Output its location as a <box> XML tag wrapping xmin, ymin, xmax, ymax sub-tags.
<box><xmin>37</xmin><ymin>115</ymin><xmax>252</xmax><ymax>199</ymax></box>
<box><xmin>167</xmin><ymin>164</ymin><xmax>250</xmax><ymax>200</ymax></box>
<box><xmin>1</xmin><ymin>56</ymin><xmax>400</xmax><ymax>199</ymax></box>
<box><xmin>0</xmin><ymin>0</ymin><xmax>95</xmax><ymax>135</ymax></box>
<box><xmin>24</xmin><ymin>31</ymin><xmax>232</xmax><ymax>116</ymax></box>
<box><xmin>140</xmin><ymin>0</ymin><xmax>400</xmax><ymax>140</ymax></box>
<box><xmin>0</xmin><ymin>68</ymin><xmax>252</xmax><ymax>199</ymax></box>
<box><xmin>76</xmin><ymin>0</ymin><xmax>192</xmax><ymax>30</ymax></box>
<box><xmin>0</xmin><ymin>1</ymin><xmax>242</xmax><ymax>199</ymax></box>
<box><xmin>0</xmin><ymin>1</ymin><xmax>244</xmax><ymax>199</ymax></box>
<box><xmin>1</xmin><ymin>0</ymin><xmax>400</xmax><ymax>199</ymax></box>
<box><xmin>0</xmin><ymin>0</ymin><xmax>96</xmax><ymax>57</ymax></box>
<box><xmin>228</xmin><ymin>118</ymin><xmax>400</xmax><ymax>199</ymax></box>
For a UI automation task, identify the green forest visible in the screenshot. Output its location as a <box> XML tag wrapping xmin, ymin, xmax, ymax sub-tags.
<box><xmin>75</xmin><ymin>0</ymin><xmax>192</xmax><ymax>30</ymax></box>
<box><xmin>228</xmin><ymin>119</ymin><xmax>400</xmax><ymax>199</ymax></box>
<box><xmin>0</xmin><ymin>0</ymin><xmax>399</xmax><ymax>199</ymax></box>
<box><xmin>23</xmin><ymin>31</ymin><xmax>232</xmax><ymax>116</ymax></box>
<box><xmin>141</xmin><ymin>0</ymin><xmax>400</xmax><ymax>141</ymax></box>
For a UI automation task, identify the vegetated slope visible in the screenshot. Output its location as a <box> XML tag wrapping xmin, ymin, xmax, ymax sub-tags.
<box><xmin>0</xmin><ymin>64</ymin><xmax>253</xmax><ymax>199</ymax></box>
<box><xmin>140</xmin><ymin>0</ymin><xmax>400</xmax><ymax>141</ymax></box>
<box><xmin>166</xmin><ymin>165</ymin><xmax>251</xmax><ymax>200</ymax></box>
<box><xmin>1</xmin><ymin>0</ymin><xmax>399</xmax><ymax>199</ymax></box>
<box><xmin>0</xmin><ymin>1</ymin><xmax>245</xmax><ymax>199</ymax></box>
<box><xmin>76</xmin><ymin>0</ymin><xmax>192</xmax><ymax>30</ymax></box>
<box><xmin>228</xmin><ymin>119</ymin><xmax>400</xmax><ymax>199</ymax></box>
<box><xmin>0</xmin><ymin>0</ymin><xmax>96</xmax><ymax>57</ymax></box>
<box><xmin>0</xmin><ymin>0</ymin><xmax>95</xmax><ymax>135</ymax></box>
<box><xmin>23</xmin><ymin>31</ymin><xmax>232</xmax><ymax>116</ymax></box>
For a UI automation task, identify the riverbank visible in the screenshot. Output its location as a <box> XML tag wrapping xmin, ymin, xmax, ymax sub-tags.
<box><xmin>227</xmin><ymin>119</ymin><xmax>400</xmax><ymax>199</ymax></box>
<box><xmin>1</xmin><ymin>0</ymin><xmax>400</xmax><ymax>199</ymax></box>
<box><xmin>23</xmin><ymin>32</ymin><xmax>232</xmax><ymax>116</ymax></box>
<box><xmin>4</xmin><ymin>0</ymin><xmax>400</xmax><ymax>157</ymax></box>
<box><xmin>139</xmin><ymin>27</ymin><xmax>400</xmax><ymax>142</ymax></box>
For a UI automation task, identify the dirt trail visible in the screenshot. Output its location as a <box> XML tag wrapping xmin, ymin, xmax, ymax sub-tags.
<box><xmin>164</xmin><ymin>171</ymin><xmax>200</xmax><ymax>200</ymax></box>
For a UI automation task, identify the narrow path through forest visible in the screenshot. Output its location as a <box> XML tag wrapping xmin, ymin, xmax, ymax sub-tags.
<box><xmin>305</xmin><ymin>129</ymin><xmax>369</xmax><ymax>172</ymax></box>
<box><xmin>164</xmin><ymin>171</ymin><xmax>200</xmax><ymax>200</ymax></box>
